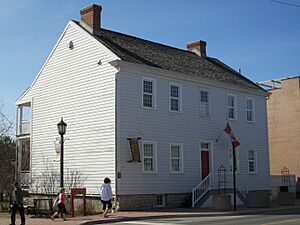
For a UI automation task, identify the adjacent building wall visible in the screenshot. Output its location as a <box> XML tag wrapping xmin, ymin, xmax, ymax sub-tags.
<box><xmin>268</xmin><ymin>77</ymin><xmax>300</xmax><ymax>178</ymax></box>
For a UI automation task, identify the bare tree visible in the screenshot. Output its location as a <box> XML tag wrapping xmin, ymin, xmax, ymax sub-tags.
<box><xmin>30</xmin><ymin>158</ymin><xmax>87</xmax><ymax>195</ymax></box>
<box><xmin>0</xmin><ymin>103</ymin><xmax>13</xmax><ymax>138</ymax></box>
<box><xmin>64</xmin><ymin>168</ymin><xmax>87</xmax><ymax>192</ymax></box>
<box><xmin>0</xmin><ymin>136</ymin><xmax>16</xmax><ymax>193</ymax></box>
<box><xmin>0</xmin><ymin>104</ymin><xmax>15</xmax><ymax>194</ymax></box>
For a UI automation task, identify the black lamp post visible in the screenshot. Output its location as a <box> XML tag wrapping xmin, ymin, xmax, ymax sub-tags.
<box><xmin>57</xmin><ymin>118</ymin><xmax>67</xmax><ymax>188</ymax></box>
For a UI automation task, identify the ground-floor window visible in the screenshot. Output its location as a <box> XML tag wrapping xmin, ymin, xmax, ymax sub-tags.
<box><xmin>142</xmin><ymin>141</ymin><xmax>157</xmax><ymax>173</ymax></box>
<box><xmin>20</xmin><ymin>138</ymin><xmax>30</xmax><ymax>171</ymax></box>
<box><xmin>248</xmin><ymin>149</ymin><xmax>257</xmax><ymax>173</ymax></box>
<box><xmin>170</xmin><ymin>144</ymin><xmax>183</xmax><ymax>173</ymax></box>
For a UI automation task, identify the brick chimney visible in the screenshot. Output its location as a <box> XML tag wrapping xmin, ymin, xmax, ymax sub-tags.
<box><xmin>80</xmin><ymin>4</ymin><xmax>102</xmax><ymax>33</ymax></box>
<box><xmin>187</xmin><ymin>40</ymin><xmax>207</xmax><ymax>57</ymax></box>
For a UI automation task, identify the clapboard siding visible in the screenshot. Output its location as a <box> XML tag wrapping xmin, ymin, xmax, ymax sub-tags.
<box><xmin>18</xmin><ymin>21</ymin><xmax>118</xmax><ymax>195</ymax></box>
<box><xmin>116</xmin><ymin>63</ymin><xmax>269</xmax><ymax>194</ymax></box>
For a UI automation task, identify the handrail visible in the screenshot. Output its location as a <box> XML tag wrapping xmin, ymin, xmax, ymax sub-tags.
<box><xmin>236</xmin><ymin>175</ymin><xmax>248</xmax><ymax>199</ymax></box>
<box><xmin>192</xmin><ymin>172</ymin><xmax>249</xmax><ymax>207</ymax></box>
<box><xmin>192</xmin><ymin>174</ymin><xmax>211</xmax><ymax>207</ymax></box>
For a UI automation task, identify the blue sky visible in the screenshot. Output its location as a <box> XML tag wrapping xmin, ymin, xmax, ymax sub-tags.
<box><xmin>0</xmin><ymin>0</ymin><xmax>299</xmax><ymax>122</ymax></box>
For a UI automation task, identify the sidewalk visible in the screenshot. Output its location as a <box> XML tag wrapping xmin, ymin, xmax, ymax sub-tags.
<box><xmin>1</xmin><ymin>199</ymin><xmax>299</xmax><ymax>225</ymax></box>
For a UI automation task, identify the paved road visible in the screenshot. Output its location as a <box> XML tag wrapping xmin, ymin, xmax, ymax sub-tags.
<box><xmin>102</xmin><ymin>209</ymin><xmax>300</xmax><ymax>225</ymax></box>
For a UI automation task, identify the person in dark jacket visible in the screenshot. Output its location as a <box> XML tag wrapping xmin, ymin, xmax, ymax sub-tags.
<box><xmin>10</xmin><ymin>182</ymin><xmax>25</xmax><ymax>225</ymax></box>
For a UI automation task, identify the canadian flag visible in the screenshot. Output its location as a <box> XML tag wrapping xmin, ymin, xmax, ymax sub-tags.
<box><xmin>224</xmin><ymin>123</ymin><xmax>240</xmax><ymax>148</ymax></box>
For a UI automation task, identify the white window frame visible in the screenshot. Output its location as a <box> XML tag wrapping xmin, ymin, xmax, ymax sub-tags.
<box><xmin>248</xmin><ymin>149</ymin><xmax>257</xmax><ymax>174</ymax></box>
<box><xmin>169</xmin><ymin>82</ymin><xmax>182</xmax><ymax>112</ymax></box>
<box><xmin>227</xmin><ymin>93</ymin><xmax>237</xmax><ymax>120</ymax></box>
<box><xmin>200</xmin><ymin>88</ymin><xmax>210</xmax><ymax>116</ymax></box>
<box><xmin>169</xmin><ymin>143</ymin><xmax>184</xmax><ymax>173</ymax></box>
<box><xmin>142</xmin><ymin>77</ymin><xmax>157</xmax><ymax>109</ymax></box>
<box><xmin>246</xmin><ymin>97</ymin><xmax>255</xmax><ymax>122</ymax></box>
<box><xmin>142</xmin><ymin>141</ymin><xmax>157</xmax><ymax>173</ymax></box>
<box><xmin>228</xmin><ymin>147</ymin><xmax>240</xmax><ymax>173</ymax></box>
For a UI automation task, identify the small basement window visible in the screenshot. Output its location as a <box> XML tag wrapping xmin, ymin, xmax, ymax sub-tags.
<box><xmin>156</xmin><ymin>194</ymin><xmax>165</xmax><ymax>207</ymax></box>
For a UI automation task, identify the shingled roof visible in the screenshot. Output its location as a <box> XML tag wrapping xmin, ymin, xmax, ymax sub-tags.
<box><xmin>75</xmin><ymin>20</ymin><xmax>265</xmax><ymax>93</ymax></box>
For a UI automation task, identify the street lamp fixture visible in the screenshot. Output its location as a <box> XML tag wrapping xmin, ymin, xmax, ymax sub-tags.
<box><xmin>57</xmin><ymin>118</ymin><xmax>67</xmax><ymax>136</ymax></box>
<box><xmin>57</xmin><ymin>118</ymin><xmax>67</xmax><ymax>188</ymax></box>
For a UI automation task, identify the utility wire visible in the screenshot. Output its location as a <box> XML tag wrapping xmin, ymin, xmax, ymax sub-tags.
<box><xmin>270</xmin><ymin>0</ymin><xmax>300</xmax><ymax>8</ymax></box>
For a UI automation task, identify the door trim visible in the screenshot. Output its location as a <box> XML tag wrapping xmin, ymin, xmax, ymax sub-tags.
<box><xmin>199</xmin><ymin>140</ymin><xmax>214</xmax><ymax>179</ymax></box>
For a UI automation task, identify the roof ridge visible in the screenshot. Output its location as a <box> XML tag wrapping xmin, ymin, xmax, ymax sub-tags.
<box><xmin>206</xmin><ymin>57</ymin><xmax>264</xmax><ymax>91</ymax></box>
<box><xmin>72</xmin><ymin>20</ymin><xmax>266</xmax><ymax>94</ymax></box>
<box><xmin>99</xmin><ymin>27</ymin><xmax>189</xmax><ymax>53</ymax></box>
<box><xmin>72</xmin><ymin>19</ymin><xmax>190</xmax><ymax>54</ymax></box>
<box><xmin>73</xmin><ymin>20</ymin><xmax>162</xmax><ymax>67</ymax></box>
<box><xmin>95</xmin><ymin>35</ymin><xmax>162</xmax><ymax>68</ymax></box>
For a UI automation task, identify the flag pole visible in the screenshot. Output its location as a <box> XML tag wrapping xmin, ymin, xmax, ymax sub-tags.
<box><xmin>223</xmin><ymin>122</ymin><xmax>239</xmax><ymax>211</ymax></box>
<box><xmin>215</xmin><ymin>130</ymin><xmax>224</xmax><ymax>142</ymax></box>
<box><xmin>232</xmin><ymin>142</ymin><xmax>237</xmax><ymax>211</ymax></box>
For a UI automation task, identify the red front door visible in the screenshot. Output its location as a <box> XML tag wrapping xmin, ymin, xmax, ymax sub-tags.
<box><xmin>201</xmin><ymin>151</ymin><xmax>209</xmax><ymax>180</ymax></box>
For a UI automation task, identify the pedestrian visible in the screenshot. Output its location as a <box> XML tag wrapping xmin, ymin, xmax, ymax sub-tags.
<box><xmin>52</xmin><ymin>192</ymin><xmax>59</xmax><ymax>214</ymax></box>
<box><xmin>10</xmin><ymin>181</ymin><xmax>25</xmax><ymax>225</ymax></box>
<box><xmin>51</xmin><ymin>187</ymin><xmax>67</xmax><ymax>221</ymax></box>
<box><xmin>100</xmin><ymin>177</ymin><xmax>113</xmax><ymax>218</ymax></box>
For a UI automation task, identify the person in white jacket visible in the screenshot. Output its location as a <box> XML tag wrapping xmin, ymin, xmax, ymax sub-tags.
<box><xmin>100</xmin><ymin>177</ymin><xmax>113</xmax><ymax>217</ymax></box>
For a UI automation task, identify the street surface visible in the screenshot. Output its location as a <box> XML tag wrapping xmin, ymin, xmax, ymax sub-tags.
<box><xmin>1</xmin><ymin>207</ymin><xmax>300</xmax><ymax>225</ymax></box>
<box><xmin>103</xmin><ymin>209</ymin><xmax>300</xmax><ymax>225</ymax></box>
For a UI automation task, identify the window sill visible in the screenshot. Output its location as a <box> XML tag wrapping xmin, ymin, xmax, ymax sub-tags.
<box><xmin>142</xmin><ymin>106</ymin><xmax>157</xmax><ymax>110</ymax></box>
<box><xmin>142</xmin><ymin>171</ymin><xmax>157</xmax><ymax>174</ymax></box>
<box><xmin>170</xmin><ymin>171</ymin><xmax>184</xmax><ymax>174</ymax></box>
<box><xmin>199</xmin><ymin>114</ymin><xmax>212</xmax><ymax>118</ymax></box>
<box><xmin>169</xmin><ymin>110</ymin><xmax>182</xmax><ymax>114</ymax></box>
<box><xmin>227</xmin><ymin>118</ymin><xmax>237</xmax><ymax>121</ymax></box>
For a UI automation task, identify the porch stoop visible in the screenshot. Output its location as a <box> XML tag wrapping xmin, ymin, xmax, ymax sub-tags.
<box><xmin>192</xmin><ymin>173</ymin><xmax>249</xmax><ymax>208</ymax></box>
<box><xmin>193</xmin><ymin>188</ymin><xmax>247</xmax><ymax>208</ymax></box>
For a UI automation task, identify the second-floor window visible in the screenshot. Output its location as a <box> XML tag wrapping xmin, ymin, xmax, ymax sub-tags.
<box><xmin>170</xmin><ymin>83</ymin><xmax>181</xmax><ymax>112</ymax></box>
<box><xmin>170</xmin><ymin>144</ymin><xmax>183</xmax><ymax>173</ymax></box>
<box><xmin>200</xmin><ymin>90</ymin><xmax>210</xmax><ymax>116</ymax></box>
<box><xmin>246</xmin><ymin>98</ymin><xmax>254</xmax><ymax>122</ymax></box>
<box><xmin>143</xmin><ymin>78</ymin><xmax>156</xmax><ymax>109</ymax></box>
<box><xmin>227</xmin><ymin>94</ymin><xmax>237</xmax><ymax>120</ymax></box>
<box><xmin>142</xmin><ymin>141</ymin><xmax>157</xmax><ymax>173</ymax></box>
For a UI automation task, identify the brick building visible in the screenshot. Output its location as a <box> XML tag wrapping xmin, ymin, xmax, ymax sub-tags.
<box><xmin>260</xmin><ymin>77</ymin><xmax>300</xmax><ymax>178</ymax></box>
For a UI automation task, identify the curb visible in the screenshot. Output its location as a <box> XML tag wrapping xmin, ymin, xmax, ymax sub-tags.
<box><xmin>80</xmin><ymin>204</ymin><xmax>300</xmax><ymax>225</ymax></box>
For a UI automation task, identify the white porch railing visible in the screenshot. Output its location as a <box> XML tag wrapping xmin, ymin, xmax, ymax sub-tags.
<box><xmin>192</xmin><ymin>174</ymin><xmax>211</xmax><ymax>207</ymax></box>
<box><xmin>192</xmin><ymin>173</ymin><xmax>249</xmax><ymax>207</ymax></box>
<box><xmin>236</xmin><ymin>175</ymin><xmax>248</xmax><ymax>199</ymax></box>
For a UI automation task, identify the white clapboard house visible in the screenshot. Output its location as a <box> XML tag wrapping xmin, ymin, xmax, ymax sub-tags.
<box><xmin>16</xmin><ymin>4</ymin><xmax>270</xmax><ymax>209</ymax></box>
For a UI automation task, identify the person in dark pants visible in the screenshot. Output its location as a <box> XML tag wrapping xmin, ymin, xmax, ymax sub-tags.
<box><xmin>10</xmin><ymin>182</ymin><xmax>25</xmax><ymax>225</ymax></box>
<box><xmin>100</xmin><ymin>177</ymin><xmax>113</xmax><ymax>218</ymax></box>
<box><xmin>51</xmin><ymin>187</ymin><xmax>67</xmax><ymax>221</ymax></box>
